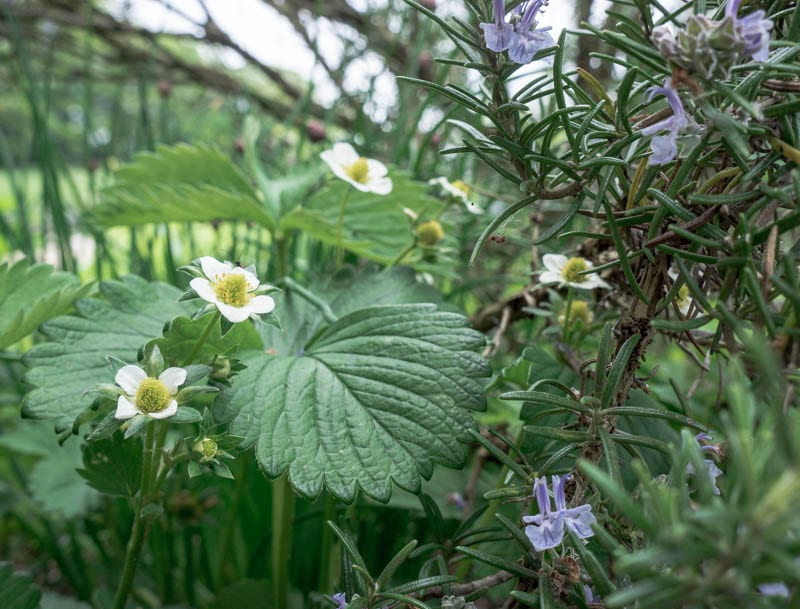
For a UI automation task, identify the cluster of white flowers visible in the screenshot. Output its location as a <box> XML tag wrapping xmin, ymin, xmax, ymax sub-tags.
<box><xmin>111</xmin><ymin>255</ymin><xmax>278</xmax><ymax>423</ymax></box>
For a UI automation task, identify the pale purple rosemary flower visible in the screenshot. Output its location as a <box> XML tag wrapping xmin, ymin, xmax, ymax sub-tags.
<box><xmin>523</xmin><ymin>475</ymin><xmax>596</xmax><ymax>551</ymax></box>
<box><xmin>479</xmin><ymin>0</ymin><xmax>514</xmax><ymax>52</ymax></box>
<box><xmin>725</xmin><ymin>0</ymin><xmax>773</xmax><ymax>62</ymax></box>
<box><xmin>687</xmin><ymin>433</ymin><xmax>723</xmax><ymax>494</ymax></box>
<box><xmin>584</xmin><ymin>585</ymin><xmax>602</xmax><ymax>604</ymax></box>
<box><xmin>332</xmin><ymin>592</ymin><xmax>347</xmax><ymax>609</ymax></box>
<box><xmin>479</xmin><ymin>0</ymin><xmax>553</xmax><ymax>64</ymax></box>
<box><xmin>640</xmin><ymin>78</ymin><xmax>700</xmax><ymax>165</ymax></box>
<box><xmin>507</xmin><ymin>0</ymin><xmax>554</xmax><ymax>64</ymax></box>
<box><xmin>758</xmin><ymin>582</ymin><xmax>791</xmax><ymax>598</ymax></box>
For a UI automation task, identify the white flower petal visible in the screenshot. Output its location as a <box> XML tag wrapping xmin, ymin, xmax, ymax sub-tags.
<box><xmin>231</xmin><ymin>267</ymin><xmax>259</xmax><ymax>291</ymax></box>
<box><xmin>465</xmin><ymin>201</ymin><xmax>483</xmax><ymax>214</ymax></box>
<box><xmin>115</xmin><ymin>395</ymin><xmax>139</xmax><ymax>420</ymax></box>
<box><xmin>579</xmin><ymin>275</ymin><xmax>610</xmax><ymax>290</ymax></box>
<box><xmin>159</xmin><ymin>367</ymin><xmax>187</xmax><ymax>394</ymax></box>
<box><xmin>190</xmin><ymin>277</ymin><xmax>218</xmax><ymax>304</ymax></box>
<box><xmin>331</xmin><ymin>142</ymin><xmax>359</xmax><ymax>165</ymax></box>
<box><xmin>542</xmin><ymin>254</ymin><xmax>568</xmax><ymax>273</ymax></box>
<box><xmin>539</xmin><ymin>271</ymin><xmax>563</xmax><ymax>285</ymax></box>
<box><xmin>216</xmin><ymin>301</ymin><xmax>253</xmax><ymax>323</ymax></box>
<box><xmin>115</xmin><ymin>365</ymin><xmax>147</xmax><ymax>395</ymax></box>
<box><xmin>366</xmin><ymin>159</ymin><xmax>388</xmax><ymax>178</ymax></box>
<box><xmin>148</xmin><ymin>400</ymin><xmax>178</xmax><ymax>420</ymax></box>
<box><xmin>247</xmin><ymin>295</ymin><xmax>276</xmax><ymax>315</ymax></box>
<box><xmin>368</xmin><ymin>177</ymin><xmax>393</xmax><ymax>195</ymax></box>
<box><xmin>320</xmin><ymin>149</ymin><xmax>339</xmax><ymax>172</ymax></box>
<box><xmin>199</xmin><ymin>256</ymin><xmax>232</xmax><ymax>282</ymax></box>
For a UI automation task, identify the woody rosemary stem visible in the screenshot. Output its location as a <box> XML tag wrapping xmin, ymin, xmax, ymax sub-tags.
<box><xmin>272</xmin><ymin>476</ymin><xmax>295</xmax><ymax>609</ymax></box>
<box><xmin>335</xmin><ymin>188</ymin><xmax>351</xmax><ymax>268</ymax></box>
<box><xmin>181</xmin><ymin>312</ymin><xmax>218</xmax><ymax>366</ymax></box>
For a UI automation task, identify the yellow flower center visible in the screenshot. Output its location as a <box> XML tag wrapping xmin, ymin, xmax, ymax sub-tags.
<box><xmin>194</xmin><ymin>437</ymin><xmax>218</xmax><ymax>462</ymax></box>
<box><xmin>344</xmin><ymin>157</ymin><xmax>370</xmax><ymax>184</ymax></box>
<box><xmin>451</xmin><ymin>180</ymin><xmax>470</xmax><ymax>196</ymax></box>
<box><xmin>135</xmin><ymin>378</ymin><xmax>171</xmax><ymax>414</ymax></box>
<box><xmin>416</xmin><ymin>220</ymin><xmax>445</xmax><ymax>246</ymax></box>
<box><xmin>214</xmin><ymin>273</ymin><xmax>250</xmax><ymax>307</ymax></box>
<box><xmin>561</xmin><ymin>257</ymin><xmax>589</xmax><ymax>284</ymax></box>
<box><xmin>677</xmin><ymin>284</ymin><xmax>690</xmax><ymax>309</ymax></box>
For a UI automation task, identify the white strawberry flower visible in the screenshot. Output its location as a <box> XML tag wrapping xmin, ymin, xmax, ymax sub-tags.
<box><xmin>189</xmin><ymin>257</ymin><xmax>276</xmax><ymax>323</ymax></box>
<box><xmin>539</xmin><ymin>254</ymin><xmax>610</xmax><ymax>290</ymax></box>
<box><xmin>428</xmin><ymin>176</ymin><xmax>483</xmax><ymax>214</ymax></box>
<box><xmin>320</xmin><ymin>142</ymin><xmax>392</xmax><ymax>195</ymax></box>
<box><xmin>668</xmin><ymin>269</ymin><xmax>693</xmax><ymax>315</ymax></box>
<box><xmin>114</xmin><ymin>365</ymin><xmax>186</xmax><ymax>420</ymax></box>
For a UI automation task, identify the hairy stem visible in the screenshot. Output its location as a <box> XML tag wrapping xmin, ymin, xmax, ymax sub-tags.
<box><xmin>317</xmin><ymin>494</ymin><xmax>339</xmax><ymax>593</ymax></box>
<box><xmin>111</xmin><ymin>424</ymin><xmax>156</xmax><ymax>609</ymax></box>
<box><xmin>335</xmin><ymin>188</ymin><xmax>351</xmax><ymax>267</ymax></box>
<box><xmin>272</xmin><ymin>476</ymin><xmax>296</xmax><ymax>609</ymax></box>
<box><xmin>388</xmin><ymin>240</ymin><xmax>417</xmax><ymax>267</ymax></box>
<box><xmin>181</xmin><ymin>311</ymin><xmax>219</xmax><ymax>366</ymax></box>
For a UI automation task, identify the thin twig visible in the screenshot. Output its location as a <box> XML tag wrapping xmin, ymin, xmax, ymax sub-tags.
<box><xmin>419</xmin><ymin>570</ymin><xmax>516</xmax><ymax>599</ymax></box>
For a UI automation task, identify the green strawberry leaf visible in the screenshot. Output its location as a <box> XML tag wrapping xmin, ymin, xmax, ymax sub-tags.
<box><xmin>0</xmin><ymin>563</ymin><xmax>40</xmax><ymax>609</ymax></box>
<box><xmin>0</xmin><ymin>259</ymin><xmax>92</xmax><ymax>350</ymax></box>
<box><xmin>78</xmin><ymin>434</ymin><xmax>143</xmax><ymax>497</ymax></box>
<box><xmin>147</xmin><ymin>315</ymin><xmax>263</xmax><ymax>366</ymax></box>
<box><xmin>218</xmin><ymin>303</ymin><xmax>489</xmax><ymax>502</ymax></box>
<box><xmin>22</xmin><ymin>276</ymin><xmax>192</xmax><ymax>430</ymax></box>
<box><xmin>28</xmin><ymin>439</ymin><xmax>98</xmax><ymax>519</ymax></box>
<box><xmin>92</xmin><ymin>143</ymin><xmax>274</xmax><ymax>228</ymax></box>
<box><xmin>259</xmin><ymin>266</ymin><xmax>443</xmax><ymax>357</ymax></box>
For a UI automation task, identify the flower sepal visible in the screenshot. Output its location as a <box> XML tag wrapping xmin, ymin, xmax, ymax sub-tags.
<box><xmin>175</xmin><ymin>384</ymin><xmax>220</xmax><ymax>404</ymax></box>
<box><xmin>144</xmin><ymin>345</ymin><xmax>165</xmax><ymax>378</ymax></box>
<box><xmin>176</xmin><ymin>262</ymin><xmax>205</xmax><ymax>279</ymax></box>
<box><xmin>168</xmin><ymin>406</ymin><xmax>203</xmax><ymax>424</ymax></box>
<box><xmin>122</xmin><ymin>413</ymin><xmax>152</xmax><ymax>439</ymax></box>
<box><xmin>255</xmin><ymin>309</ymin><xmax>283</xmax><ymax>331</ymax></box>
<box><xmin>184</xmin><ymin>364</ymin><xmax>214</xmax><ymax>385</ymax></box>
<box><xmin>82</xmin><ymin>383</ymin><xmax>126</xmax><ymax>401</ymax></box>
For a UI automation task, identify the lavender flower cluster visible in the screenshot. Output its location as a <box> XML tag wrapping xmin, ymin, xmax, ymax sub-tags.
<box><xmin>480</xmin><ymin>0</ymin><xmax>554</xmax><ymax>64</ymax></box>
